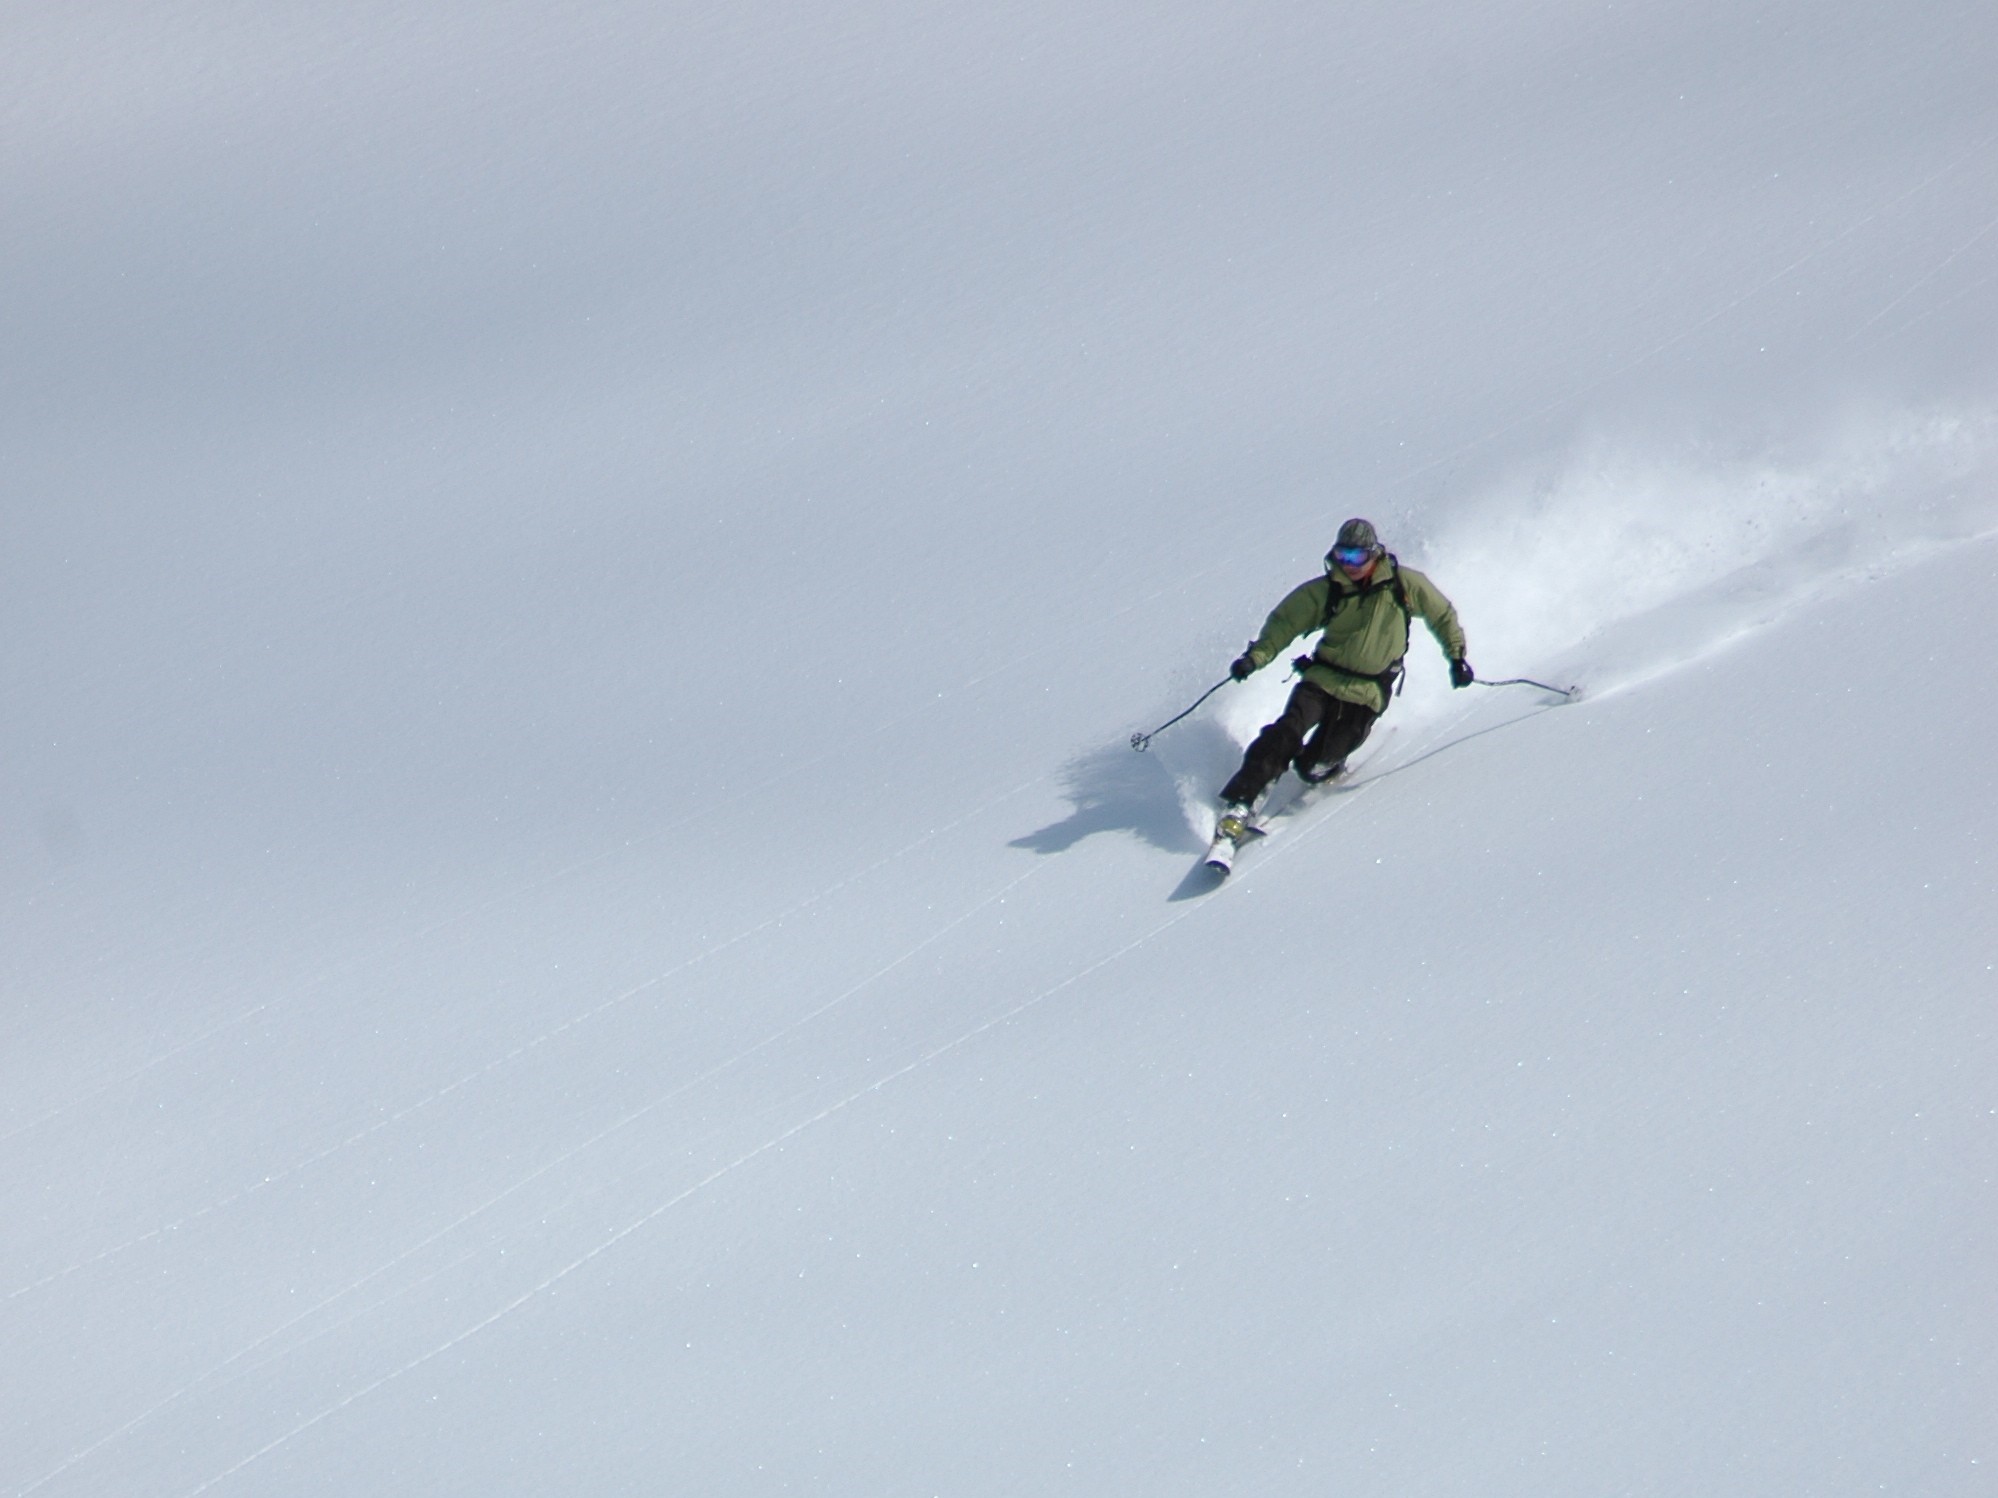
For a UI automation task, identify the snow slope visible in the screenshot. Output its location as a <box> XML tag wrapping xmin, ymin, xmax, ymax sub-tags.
<box><xmin>4</xmin><ymin>3</ymin><xmax>1996</xmax><ymax>1495</ymax></box>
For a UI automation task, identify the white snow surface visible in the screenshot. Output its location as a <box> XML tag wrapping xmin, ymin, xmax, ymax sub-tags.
<box><xmin>4</xmin><ymin>4</ymin><xmax>1996</xmax><ymax>1494</ymax></box>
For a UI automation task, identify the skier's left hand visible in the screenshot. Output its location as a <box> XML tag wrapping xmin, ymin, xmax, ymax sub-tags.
<box><xmin>1449</xmin><ymin>658</ymin><xmax>1475</xmax><ymax>689</ymax></box>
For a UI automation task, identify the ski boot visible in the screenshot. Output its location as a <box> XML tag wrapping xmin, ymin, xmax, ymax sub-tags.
<box><xmin>1204</xmin><ymin>800</ymin><xmax>1261</xmax><ymax>874</ymax></box>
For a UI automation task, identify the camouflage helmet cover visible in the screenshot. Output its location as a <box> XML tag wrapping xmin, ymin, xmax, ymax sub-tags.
<box><xmin>1335</xmin><ymin>517</ymin><xmax>1380</xmax><ymax>552</ymax></box>
<box><xmin>1325</xmin><ymin>518</ymin><xmax>1382</xmax><ymax>570</ymax></box>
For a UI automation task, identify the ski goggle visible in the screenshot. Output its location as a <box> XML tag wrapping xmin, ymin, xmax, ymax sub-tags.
<box><xmin>1331</xmin><ymin>545</ymin><xmax>1377</xmax><ymax>568</ymax></box>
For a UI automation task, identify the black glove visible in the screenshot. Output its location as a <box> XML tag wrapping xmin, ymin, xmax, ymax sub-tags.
<box><xmin>1230</xmin><ymin>652</ymin><xmax>1258</xmax><ymax>681</ymax></box>
<box><xmin>1449</xmin><ymin>657</ymin><xmax>1475</xmax><ymax>689</ymax></box>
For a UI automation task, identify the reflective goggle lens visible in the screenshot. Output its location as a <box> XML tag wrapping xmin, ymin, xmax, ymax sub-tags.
<box><xmin>1332</xmin><ymin>546</ymin><xmax>1375</xmax><ymax>567</ymax></box>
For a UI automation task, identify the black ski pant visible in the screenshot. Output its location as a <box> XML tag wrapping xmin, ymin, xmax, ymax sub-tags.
<box><xmin>1220</xmin><ymin>680</ymin><xmax>1379</xmax><ymax>806</ymax></box>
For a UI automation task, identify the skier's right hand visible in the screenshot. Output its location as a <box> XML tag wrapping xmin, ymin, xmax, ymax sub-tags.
<box><xmin>1229</xmin><ymin>652</ymin><xmax>1257</xmax><ymax>681</ymax></box>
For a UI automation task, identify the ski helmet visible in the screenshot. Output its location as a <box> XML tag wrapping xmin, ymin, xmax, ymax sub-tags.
<box><xmin>1335</xmin><ymin>518</ymin><xmax>1380</xmax><ymax>552</ymax></box>
<box><xmin>1326</xmin><ymin>517</ymin><xmax>1382</xmax><ymax>572</ymax></box>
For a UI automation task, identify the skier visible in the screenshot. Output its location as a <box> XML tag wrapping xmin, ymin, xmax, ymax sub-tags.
<box><xmin>1213</xmin><ymin>518</ymin><xmax>1472</xmax><ymax>850</ymax></box>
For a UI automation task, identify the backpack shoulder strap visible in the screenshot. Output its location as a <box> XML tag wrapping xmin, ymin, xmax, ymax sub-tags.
<box><xmin>1323</xmin><ymin>556</ymin><xmax>1411</xmax><ymax>627</ymax></box>
<box><xmin>1387</xmin><ymin>555</ymin><xmax>1410</xmax><ymax>614</ymax></box>
<box><xmin>1318</xmin><ymin>575</ymin><xmax>1342</xmax><ymax>631</ymax></box>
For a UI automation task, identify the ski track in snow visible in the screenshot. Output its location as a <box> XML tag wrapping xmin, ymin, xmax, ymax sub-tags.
<box><xmin>3</xmin><ymin>775</ymin><xmax>1046</xmax><ymax>1304</ymax></box>
<box><xmin>153</xmin><ymin>704</ymin><xmax>1489</xmax><ymax>1494</ymax></box>
<box><xmin>1847</xmin><ymin>207</ymin><xmax>1998</xmax><ymax>342</ymax></box>
<box><xmin>171</xmin><ymin>865</ymin><xmax>1241</xmax><ymax>1496</ymax></box>
<box><xmin>1856</xmin><ymin>265</ymin><xmax>1998</xmax><ymax>352</ymax></box>
<box><xmin>0</xmin><ymin>563</ymin><xmax>1226</xmax><ymax>1153</ymax></box>
<box><xmin>11</xmin><ymin>1234</ymin><xmax>496</xmax><ymax>1498</ymax></box>
<box><xmin>0</xmin><ymin>840</ymin><xmax>709</xmax><ymax>1150</ymax></box>
<box><xmin>16</xmin><ymin>856</ymin><xmax>1052</xmax><ymax>1497</ymax></box>
<box><xmin>42</xmin><ymin>759</ymin><xmax>1216</xmax><ymax>1491</ymax></box>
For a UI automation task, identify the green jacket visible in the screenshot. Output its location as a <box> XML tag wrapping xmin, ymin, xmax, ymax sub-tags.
<box><xmin>1243</xmin><ymin>555</ymin><xmax>1466</xmax><ymax>713</ymax></box>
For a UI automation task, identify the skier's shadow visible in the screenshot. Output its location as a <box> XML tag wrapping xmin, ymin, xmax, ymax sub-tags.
<box><xmin>1010</xmin><ymin>722</ymin><xmax>1237</xmax><ymax>859</ymax></box>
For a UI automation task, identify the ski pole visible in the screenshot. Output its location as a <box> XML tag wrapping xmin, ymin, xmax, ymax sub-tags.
<box><xmin>1475</xmin><ymin>675</ymin><xmax>1582</xmax><ymax>699</ymax></box>
<box><xmin>1130</xmin><ymin>677</ymin><xmax>1232</xmax><ymax>751</ymax></box>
